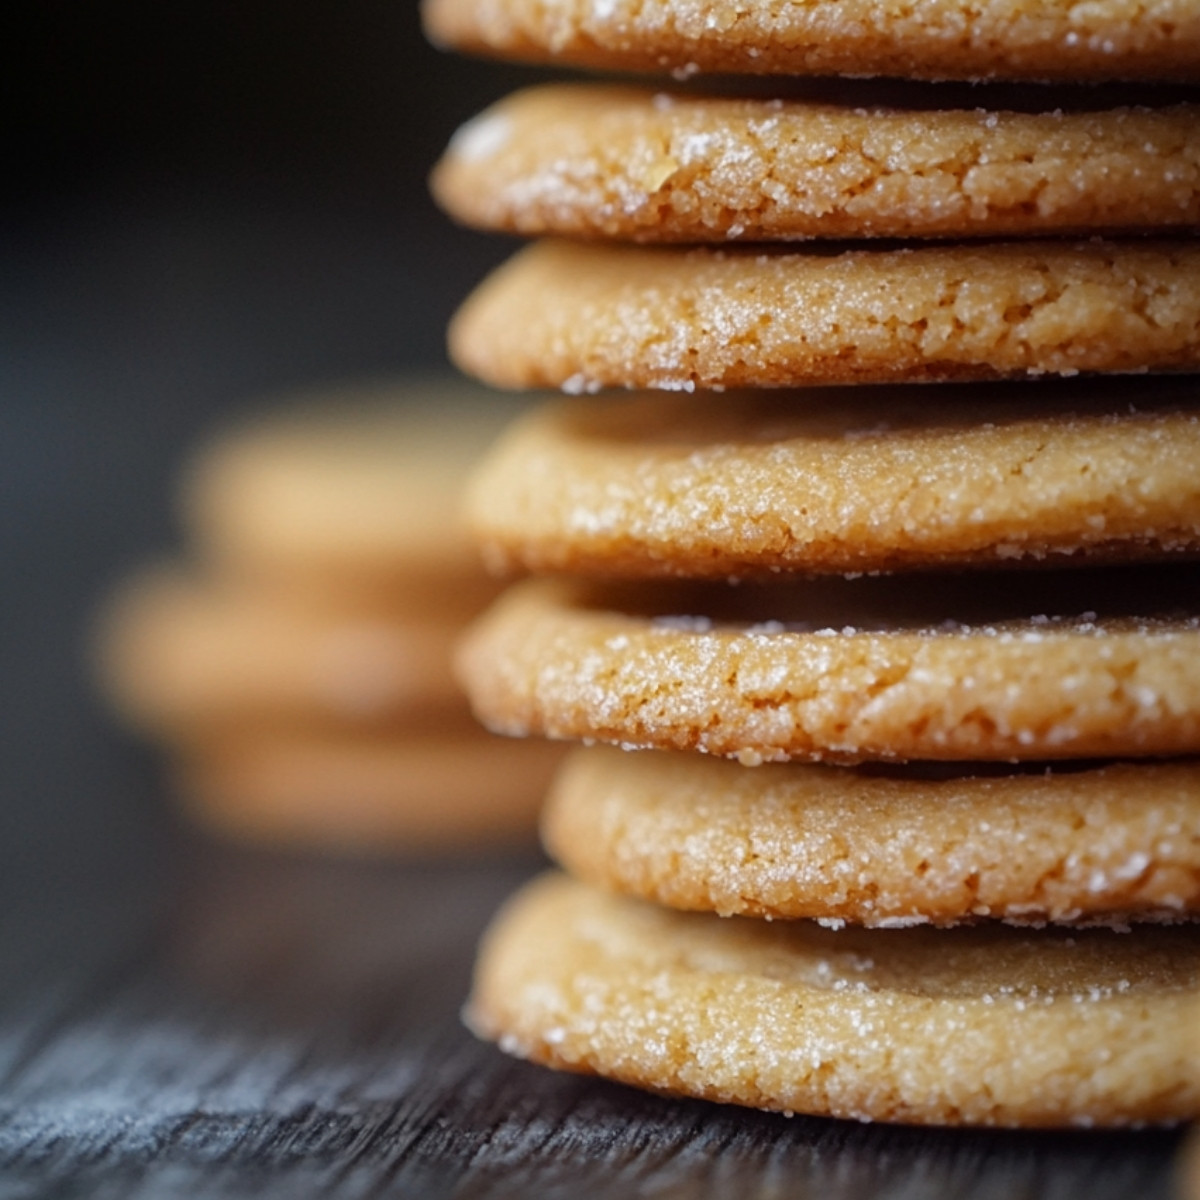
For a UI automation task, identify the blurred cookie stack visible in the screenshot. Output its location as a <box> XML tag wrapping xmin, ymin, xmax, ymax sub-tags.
<box><xmin>95</xmin><ymin>381</ymin><xmax>562</xmax><ymax>853</ymax></box>
<box><xmin>425</xmin><ymin>1</ymin><xmax>1200</xmax><ymax>1125</ymax></box>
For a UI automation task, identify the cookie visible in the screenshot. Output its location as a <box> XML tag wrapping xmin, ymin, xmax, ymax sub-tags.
<box><xmin>95</xmin><ymin>567</ymin><xmax>469</xmax><ymax>737</ymax></box>
<box><xmin>434</xmin><ymin>86</ymin><xmax>1200</xmax><ymax>243</ymax></box>
<box><xmin>182</xmin><ymin>378</ymin><xmax>528</xmax><ymax>596</ymax></box>
<box><xmin>543</xmin><ymin>746</ymin><xmax>1200</xmax><ymax>927</ymax></box>
<box><xmin>464</xmin><ymin>382</ymin><xmax>1200</xmax><ymax>579</ymax></box>
<box><xmin>467</xmin><ymin>872</ymin><xmax>1200</xmax><ymax>1126</ymax></box>
<box><xmin>178</xmin><ymin>733</ymin><xmax>563</xmax><ymax>852</ymax></box>
<box><xmin>422</xmin><ymin>0</ymin><xmax>1200</xmax><ymax>83</ymax></box>
<box><xmin>449</xmin><ymin>240</ymin><xmax>1200</xmax><ymax>392</ymax></box>
<box><xmin>456</xmin><ymin>571</ymin><xmax>1200</xmax><ymax>763</ymax></box>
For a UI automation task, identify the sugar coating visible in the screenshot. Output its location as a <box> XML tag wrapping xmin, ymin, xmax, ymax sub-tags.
<box><xmin>465</xmin><ymin>382</ymin><xmax>1200</xmax><ymax>577</ymax></box>
<box><xmin>179</xmin><ymin>734</ymin><xmax>562</xmax><ymax>852</ymax></box>
<box><xmin>456</xmin><ymin>576</ymin><xmax>1200</xmax><ymax>762</ymax></box>
<box><xmin>422</xmin><ymin>0</ymin><xmax>1200</xmax><ymax>82</ymax></box>
<box><xmin>449</xmin><ymin>240</ymin><xmax>1200</xmax><ymax>392</ymax></box>
<box><xmin>544</xmin><ymin>746</ymin><xmax>1200</xmax><ymax>926</ymax></box>
<box><xmin>434</xmin><ymin>86</ymin><xmax>1200</xmax><ymax>243</ymax></box>
<box><xmin>93</xmin><ymin>567</ymin><xmax>470</xmax><ymax>738</ymax></box>
<box><xmin>467</xmin><ymin>873</ymin><xmax>1200</xmax><ymax>1126</ymax></box>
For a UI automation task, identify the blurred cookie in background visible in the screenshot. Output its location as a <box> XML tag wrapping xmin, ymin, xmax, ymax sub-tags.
<box><xmin>95</xmin><ymin>566</ymin><xmax>469</xmax><ymax>738</ymax></box>
<box><xmin>93</xmin><ymin>376</ymin><xmax>560</xmax><ymax>854</ymax></box>
<box><xmin>180</xmin><ymin>377</ymin><xmax>524</xmax><ymax>607</ymax></box>
<box><xmin>177</xmin><ymin>732</ymin><xmax>560</xmax><ymax>853</ymax></box>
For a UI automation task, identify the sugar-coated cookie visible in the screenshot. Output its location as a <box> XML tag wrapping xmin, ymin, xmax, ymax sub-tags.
<box><xmin>449</xmin><ymin>240</ymin><xmax>1200</xmax><ymax>392</ymax></box>
<box><xmin>179</xmin><ymin>733</ymin><xmax>563</xmax><ymax>852</ymax></box>
<box><xmin>464</xmin><ymin>382</ymin><xmax>1200</xmax><ymax>578</ymax></box>
<box><xmin>182</xmin><ymin>378</ymin><xmax>529</xmax><ymax>592</ymax></box>
<box><xmin>95</xmin><ymin>567</ymin><xmax>468</xmax><ymax>737</ymax></box>
<box><xmin>423</xmin><ymin>0</ymin><xmax>1200</xmax><ymax>83</ymax></box>
<box><xmin>457</xmin><ymin>571</ymin><xmax>1200</xmax><ymax>763</ymax></box>
<box><xmin>544</xmin><ymin>746</ymin><xmax>1200</xmax><ymax>927</ymax></box>
<box><xmin>467</xmin><ymin>873</ymin><xmax>1200</xmax><ymax>1126</ymax></box>
<box><xmin>435</xmin><ymin>87</ymin><xmax>1200</xmax><ymax>243</ymax></box>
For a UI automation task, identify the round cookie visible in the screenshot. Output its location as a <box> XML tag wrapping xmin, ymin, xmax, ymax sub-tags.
<box><xmin>182</xmin><ymin>377</ymin><xmax>529</xmax><ymax>597</ymax></box>
<box><xmin>467</xmin><ymin>872</ymin><xmax>1200</xmax><ymax>1126</ymax></box>
<box><xmin>435</xmin><ymin>86</ymin><xmax>1200</xmax><ymax>243</ymax></box>
<box><xmin>543</xmin><ymin>746</ymin><xmax>1200</xmax><ymax>927</ymax></box>
<box><xmin>464</xmin><ymin>382</ymin><xmax>1200</xmax><ymax>578</ymax></box>
<box><xmin>178</xmin><ymin>733</ymin><xmax>564</xmax><ymax>852</ymax></box>
<box><xmin>456</xmin><ymin>571</ymin><xmax>1200</xmax><ymax>763</ymax></box>
<box><xmin>95</xmin><ymin>567</ymin><xmax>470</xmax><ymax>737</ymax></box>
<box><xmin>449</xmin><ymin>240</ymin><xmax>1200</xmax><ymax>392</ymax></box>
<box><xmin>422</xmin><ymin>0</ymin><xmax>1200</xmax><ymax>83</ymax></box>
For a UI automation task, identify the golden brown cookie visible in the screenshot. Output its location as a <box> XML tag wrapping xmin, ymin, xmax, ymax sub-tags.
<box><xmin>467</xmin><ymin>872</ymin><xmax>1200</xmax><ymax>1126</ymax></box>
<box><xmin>178</xmin><ymin>733</ymin><xmax>563</xmax><ymax>852</ymax></box>
<box><xmin>434</xmin><ymin>86</ymin><xmax>1200</xmax><ymax>243</ymax></box>
<box><xmin>543</xmin><ymin>746</ymin><xmax>1200</xmax><ymax>927</ymax></box>
<box><xmin>464</xmin><ymin>382</ymin><xmax>1200</xmax><ymax>578</ymax></box>
<box><xmin>422</xmin><ymin>0</ymin><xmax>1200</xmax><ymax>83</ymax></box>
<box><xmin>449</xmin><ymin>240</ymin><xmax>1200</xmax><ymax>392</ymax></box>
<box><xmin>457</xmin><ymin>571</ymin><xmax>1200</xmax><ymax>763</ymax></box>
<box><xmin>182</xmin><ymin>378</ymin><xmax>528</xmax><ymax>596</ymax></box>
<box><xmin>95</xmin><ymin>567</ymin><xmax>469</xmax><ymax>737</ymax></box>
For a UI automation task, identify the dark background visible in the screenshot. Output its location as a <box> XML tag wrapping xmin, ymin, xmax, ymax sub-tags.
<box><xmin>0</xmin><ymin>9</ymin><xmax>1191</xmax><ymax>1195</ymax></box>
<box><xmin>2</xmin><ymin>0</ymin><xmax>537</xmax><ymax>882</ymax></box>
<box><xmin>1</xmin><ymin>12</ymin><xmax>555</xmax><ymax>1191</ymax></box>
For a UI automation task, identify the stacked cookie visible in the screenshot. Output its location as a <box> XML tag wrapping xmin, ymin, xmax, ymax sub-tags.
<box><xmin>426</xmin><ymin>3</ymin><xmax>1200</xmax><ymax>1125</ymax></box>
<box><xmin>94</xmin><ymin>380</ymin><xmax>562</xmax><ymax>853</ymax></box>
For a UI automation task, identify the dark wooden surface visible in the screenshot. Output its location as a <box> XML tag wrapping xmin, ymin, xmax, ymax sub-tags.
<box><xmin>0</xmin><ymin>141</ymin><xmax>1192</xmax><ymax>1198</ymax></box>
<box><xmin>0</xmin><ymin>827</ymin><xmax>1187</xmax><ymax>1200</ymax></box>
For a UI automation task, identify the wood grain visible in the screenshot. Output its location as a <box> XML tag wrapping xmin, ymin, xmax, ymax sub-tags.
<box><xmin>0</xmin><ymin>839</ymin><xmax>1185</xmax><ymax>1198</ymax></box>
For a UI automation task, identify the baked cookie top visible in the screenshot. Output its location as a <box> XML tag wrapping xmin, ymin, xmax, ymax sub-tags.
<box><xmin>449</xmin><ymin>240</ymin><xmax>1200</xmax><ymax>392</ymax></box>
<box><xmin>434</xmin><ymin>86</ymin><xmax>1200</xmax><ymax>243</ymax></box>
<box><xmin>544</xmin><ymin>746</ymin><xmax>1200</xmax><ymax>927</ymax></box>
<box><xmin>456</xmin><ymin>570</ymin><xmax>1200</xmax><ymax>762</ymax></box>
<box><xmin>467</xmin><ymin>873</ymin><xmax>1200</xmax><ymax>1126</ymax></box>
<box><xmin>464</xmin><ymin>382</ymin><xmax>1200</xmax><ymax>578</ymax></box>
<box><xmin>182</xmin><ymin>378</ymin><xmax>528</xmax><ymax>589</ymax></box>
<box><xmin>423</xmin><ymin>0</ymin><xmax>1200</xmax><ymax>83</ymax></box>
